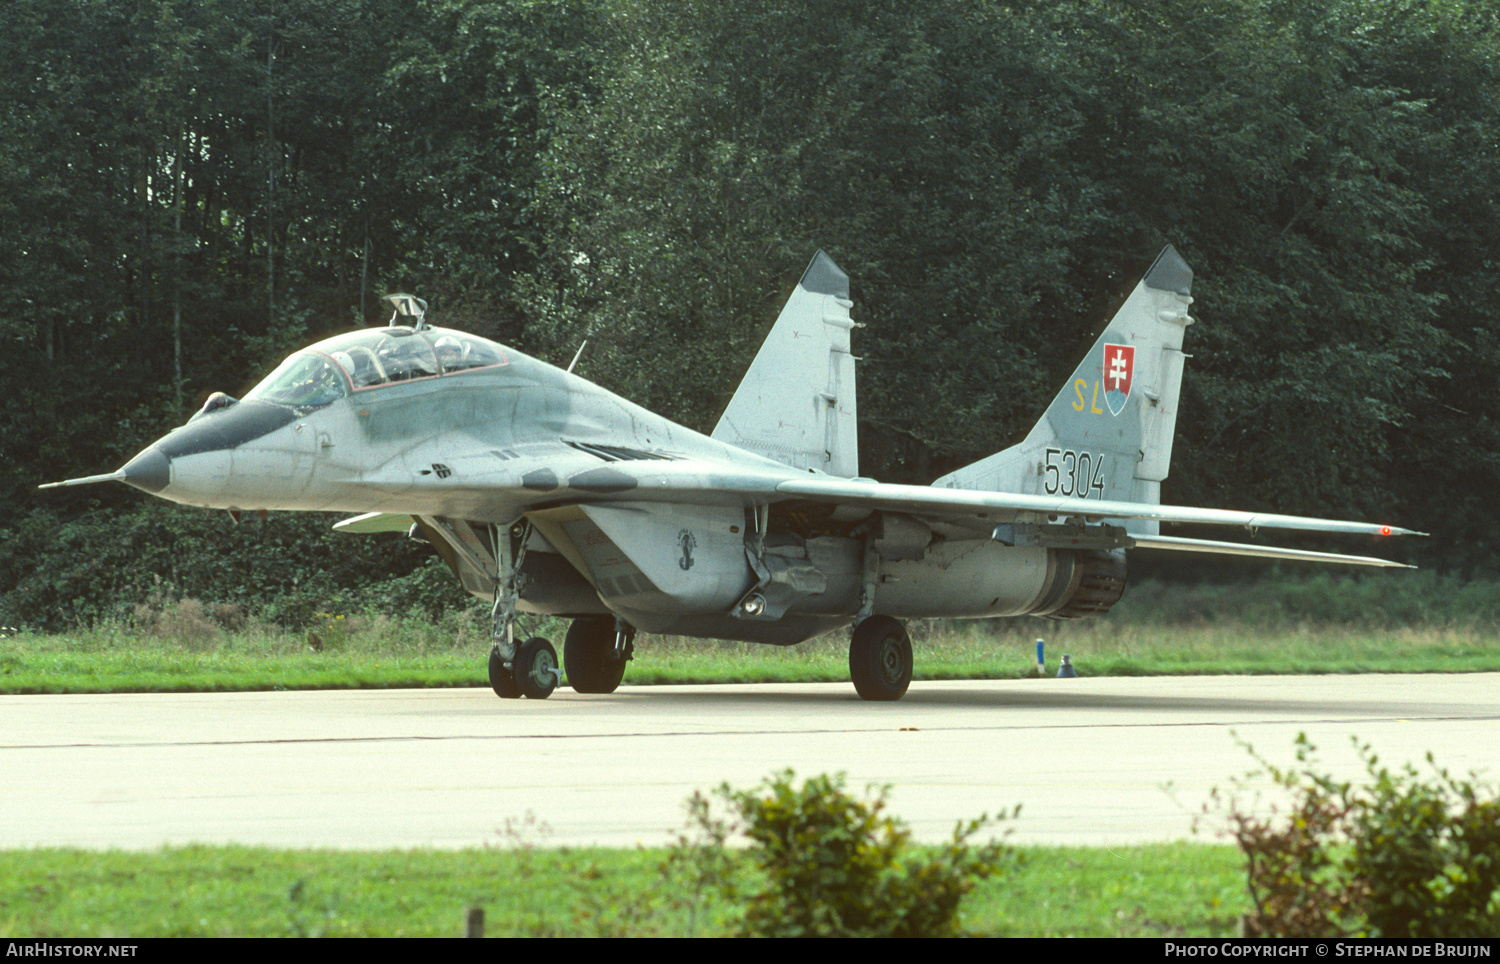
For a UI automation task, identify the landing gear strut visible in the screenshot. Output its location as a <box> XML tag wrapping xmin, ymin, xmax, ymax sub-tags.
<box><xmin>848</xmin><ymin>615</ymin><xmax>912</xmax><ymax>702</ymax></box>
<box><xmin>484</xmin><ymin>518</ymin><xmax>557</xmax><ymax>700</ymax></box>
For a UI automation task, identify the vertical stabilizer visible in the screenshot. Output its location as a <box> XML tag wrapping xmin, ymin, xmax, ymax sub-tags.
<box><xmin>933</xmin><ymin>246</ymin><xmax>1194</xmax><ymax>534</ymax></box>
<box><xmin>713</xmin><ymin>251</ymin><xmax>859</xmax><ymax>477</ymax></box>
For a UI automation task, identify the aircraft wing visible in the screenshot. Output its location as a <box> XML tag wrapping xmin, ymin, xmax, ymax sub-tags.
<box><xmin>588</xmin><ymin>466</ymin><xmax>1421</xmax><ymax>566</ymax></box>
<box><xmin>327</xmin><ymin>457</ymin><xmax>1418</xmax><ymax>567</ymax></box>
<box><xmin>772</xmin><ymin>477</ymin><xmax>1418</xmax><ymax>537</ymax></box>
<box><xmin>769</xmin><ymin>476</ymin><xmax>1419</xmax><ymax>567</ymax></box>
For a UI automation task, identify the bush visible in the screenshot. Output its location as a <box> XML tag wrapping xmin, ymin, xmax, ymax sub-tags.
<box><xmin>680</xmin><ymin>770</ymin><xmax>1018</xmax><ymax>937</ymax></box>
<box><xmin>0</xmin><ymin>504</ymin><xmax>469</xmax><ymax>630</ymax></box>
<box><xmin>1210</xmin><ymin>736</ymin><xmax>1500</xmax><ymax>937</ymax></box>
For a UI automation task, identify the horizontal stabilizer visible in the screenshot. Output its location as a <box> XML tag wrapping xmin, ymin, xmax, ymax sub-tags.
<box><xmin>1130</xmin><ymin>535</ymin><xmax>1413</xmax><ymax>568</ymax></box>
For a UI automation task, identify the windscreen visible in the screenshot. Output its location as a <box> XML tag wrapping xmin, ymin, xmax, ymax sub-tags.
<box><xmin>244</xmin><ymin>353</ymin><xmax>348</xmax><ymax>410</ymax></box>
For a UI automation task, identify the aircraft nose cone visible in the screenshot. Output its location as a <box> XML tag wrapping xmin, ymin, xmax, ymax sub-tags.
<box><xmin>120</xmin><ymin>447</ymin><xmax>171</xmax><ymax>494</ymax></box>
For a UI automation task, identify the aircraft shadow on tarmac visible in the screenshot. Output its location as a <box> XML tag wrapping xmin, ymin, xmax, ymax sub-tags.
<box><xmin>567</xmin><ymin>682</ymin><xmax>1489</xmax><ymax>721</ymax></box>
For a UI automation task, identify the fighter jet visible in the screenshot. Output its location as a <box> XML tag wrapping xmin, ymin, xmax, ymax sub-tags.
<box><xmin>43</xmin><ymin>247</ymin><xmax>1421</xmax><ymax>701</ymax></box>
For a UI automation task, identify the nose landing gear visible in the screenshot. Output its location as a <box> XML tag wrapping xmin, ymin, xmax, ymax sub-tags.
<box><xmin>488</xmin><ymin>647</ymin><xmax>523</xmax><ymax>699</ymax></box>
<box><xmin>515</xmin><ymin>637</ymin><xmax>560</xmax><ymax>699</ymax></box>
<box><xmin>483</xmin><ymin>518</ymin><xmax>558</xmax><ymax>700</ymax></box>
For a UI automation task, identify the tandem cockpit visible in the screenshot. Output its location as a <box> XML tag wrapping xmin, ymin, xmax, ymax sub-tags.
<box><xmin>228</xmin><ymin>296</ymin><xmax>511</xmax><ymax>418</ymax></box>
<box><xmin>41</xmin><ymin>293</ymin><xmax>517</xmax><ymax>503</ymax></box>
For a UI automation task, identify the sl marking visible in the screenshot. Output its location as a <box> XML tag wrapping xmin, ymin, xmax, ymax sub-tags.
<box><xmin>1070</xmin><ymin>378</ymin><xmax>1107</xmax><ymax>416</ymax></box>
<box><xmin>1072</xmin><ymin>346</ymin><xmax>1136</xmax><ymax>418</ymax></box>
<box><xmin>678</xmin><ymin>529</ymin><xmax>697</xmax><ymax>570</ymax></box>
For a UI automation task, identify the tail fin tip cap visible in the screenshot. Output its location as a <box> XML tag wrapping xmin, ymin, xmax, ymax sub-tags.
<box><xmin>1144</xmin><ymin>245</ymin><xmax>1193</xmax><ymax>296</ymax></box>
<box><xmin>800</xmin><ymin>250</ymin><xmax>849</xmax><ymax>299</ymax></box>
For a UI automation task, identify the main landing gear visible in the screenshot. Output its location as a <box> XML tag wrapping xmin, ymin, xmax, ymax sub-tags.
<box><xmin>487</xmin><ymin>620</ymin><xmax>633</xmax><ymax>700</ymax></box>
<box><xmin>563</xmin><ymin>616</ymin><xmax>633</xmax><ymax>695</ymax></box>
<box><xmin>848</xmin><ymin>615</ymin><xmax>912</xmax><ymax>702</ymax></box>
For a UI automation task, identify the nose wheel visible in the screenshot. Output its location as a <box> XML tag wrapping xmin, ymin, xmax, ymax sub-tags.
<box><xmin>488</xmin><ymin>647</ymin><xmax>521</xmax><ymax>699</ymax></box>
<box><xmin>516</xmin><ymin>637</ymin><xmax>560</xmax><ymax>699</ymax></box>
<box><xmin>489</xmin><ymin>637</ymin><xmax>558</xmax><ymax>700</ymax></box>
<box><xmin>480</xmin><ymin>518</ymin><xmax>560</xmax><ymax>701</ymax></box>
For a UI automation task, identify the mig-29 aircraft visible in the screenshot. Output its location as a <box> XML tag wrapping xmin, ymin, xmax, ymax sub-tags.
<box><xmin>43</xmin><ymin>247</ymin><xmax>1420</xmax><ymax>701</ymax></box>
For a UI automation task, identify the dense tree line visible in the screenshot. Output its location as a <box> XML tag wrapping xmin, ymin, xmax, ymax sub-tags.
<box><xmin>2</xmin><ymin>0</ymin><xmax>1496</xmax><ymax>627</ymax></box>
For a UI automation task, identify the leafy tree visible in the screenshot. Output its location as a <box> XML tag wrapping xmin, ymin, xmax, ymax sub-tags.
<box><xmin>530</xmin><ymin>0</ymin><xmax>1496</xmax><ymax>568</ymax></box>
<box><xmin>4</xmin><ymin>0</ymin><xmax>1499</xmax><ymax>625</ymax></box>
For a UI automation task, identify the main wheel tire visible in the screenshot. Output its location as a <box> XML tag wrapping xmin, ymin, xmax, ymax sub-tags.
<box><xmin>849</xmin><ymin>615</ymin><xmax>912</xmax><ymax>702</ymax></box>
<box><xmin>516</xmin><ymin>636</ymin><xmax>559</xmax><ymax>700</ymax></box>
<box><xmin>564</xmin><ymin>617</ymin><xmax>628</xmax><ymax>694</ymax></box>
<box><xmin>488</xmin><ymin>647</ymin><xmax>522</xmax><ymax>699</ymax></box>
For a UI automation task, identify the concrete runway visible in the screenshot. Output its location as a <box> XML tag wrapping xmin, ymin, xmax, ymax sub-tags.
<box><xmin>3</xmin><ymin>674</ymin><xmax>1497</xmax><ymax>850</ymax></box>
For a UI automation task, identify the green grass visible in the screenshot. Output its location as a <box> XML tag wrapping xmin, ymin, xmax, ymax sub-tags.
<box><xmin>1</xmin><ymin>614</ymin><xmax>1496</xmax><ymax>694</ymax></box>
<box><xmin>1</xmin><ymin>570</ymin><xmax>1495</xmax><ymax>693</ymax></box>
<box><xmin>3</xmin><ymin>570</ymin><xmax>1490</xmax><ymax>937</ymax></box>
<box><xmin>972</xmin><ymin>843</ymin><xmax>1248</xmax><ymax>937</ymax></box>
<box><xmin>0</xmin><ymin>842</ymin><xmax>1248</xmax><ymax>937</ymax></box>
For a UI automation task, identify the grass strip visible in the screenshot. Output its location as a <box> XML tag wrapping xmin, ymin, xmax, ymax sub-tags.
<box><xmin>0</xmin><ymin>841</ymin><xmax>1246</xmax><ymax>937</ymax></box>
<box><xmin>1</xmin><ymin>619</ymin><xmax>1496</xmax><ymax>694</ymax></box>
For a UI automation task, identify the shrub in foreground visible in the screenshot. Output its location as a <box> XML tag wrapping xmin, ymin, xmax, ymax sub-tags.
<box><xmin>679</xmin><ymin>770</ymin><xmax>1018</xmax><ymax>937</ymax></box>
<box><xmin>1211</xmin><ymin>736</ymin><xmax>1500</xmax><ymax>937</ymax></box>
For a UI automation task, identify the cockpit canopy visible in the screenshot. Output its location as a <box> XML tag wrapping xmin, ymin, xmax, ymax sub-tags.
<box><xmin>245</xmin><ymin>327</ymin><xmax>508</xmax><ymax>411</ymax></box>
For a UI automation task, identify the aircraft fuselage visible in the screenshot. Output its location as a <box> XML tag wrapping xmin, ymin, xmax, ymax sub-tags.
<box><xmin>115</xmin><ymin>325</ymin><xmax>1107</xmax><ymax>644</ymax></box>
<box><xmin>50</xmin><ymin>249</ymin><xmax>1413</xmax><ymax>700</ymax></box>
